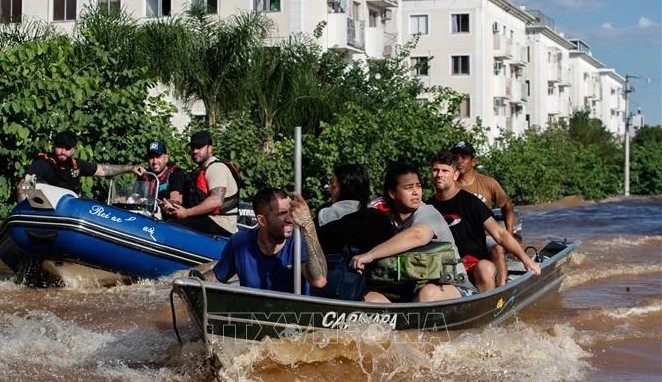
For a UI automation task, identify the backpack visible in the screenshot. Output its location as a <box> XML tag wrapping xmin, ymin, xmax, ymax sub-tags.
<box><xmin>222</xmin><ymin>160</ymin><xmax>244</xmax><ymax>188</ymax></box>
<box><xmin>311</xmin><ymin>246</ymin><xmax>367</xmax><ymax>301</ymax></box>
<box><xmin>184</xmin><ymin>160</ymin><xmax>243</xmax><ymax>212</ymax></box>
<box><xmin>367</xmin><ymin>241</ymin><xmax>465</xmax><ymax>285</ymax></box>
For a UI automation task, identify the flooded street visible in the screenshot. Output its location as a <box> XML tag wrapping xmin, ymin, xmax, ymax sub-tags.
<box><xmin>0</xmin><ymin>196</ymin><xmax>660</xmax><ymax>381</ymax></box>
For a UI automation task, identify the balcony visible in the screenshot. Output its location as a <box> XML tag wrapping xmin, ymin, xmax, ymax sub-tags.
<box><xmin>509</xmin><ymin>78</ymin><xmax>524</xmax><ymax>104</ymax></box>
<box><xmin>510</xmin><ymin>45</ymin><xmax>528</xmax><ymax>67</ymax></box>
<box><xmin>547</xmin><ymin>64</ymin><xmax>563</xmax><ymax>83</ymax></box>
<box><xmin>327</xmin><ymin>13</ymin><xmax>365</xmax><ymax>53</ymax></box>
<box><xmin>366</xmin><ymin>0</ymin><xmax>398</xmax><ymax>7</ymax></box>
<box><xmin>493</xmin><ymin>76</ymin><xmax>510</xmax><ymax>99</ymax></box>
<box><xmin>493</xmin><ymin>34</ymin><xmax>513</xmax><ymax>59</ymax></box>
<box><xmin>547</xmin><ymin>95</ymin><xmax>560</xmax><ymax>114</ymax></box>
<box><xmin>584</xmin><ymin>78</ymin><xmax>601</xmax><ymax>100</ymax></box>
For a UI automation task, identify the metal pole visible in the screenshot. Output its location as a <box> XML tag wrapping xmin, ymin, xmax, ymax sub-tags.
<box><xmin>624</xmin><ymin>76</ymin><xmax>631</xmax><ymax>196</ymax></box>
<box><xmin>293</xmin><ymin>126</ymin><xmax>302</xmax><ymax>294</ymax></box>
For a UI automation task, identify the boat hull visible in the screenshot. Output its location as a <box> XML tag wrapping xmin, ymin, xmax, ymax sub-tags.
<box><xmin>171</xmin><ymin>240</ymin><xmax>578</xmax><ymax>341</ymax></box>
<box><xmin>0</xmin><ymin>195</ymin><xmax>228</xmax><ymax>285</ymax></box>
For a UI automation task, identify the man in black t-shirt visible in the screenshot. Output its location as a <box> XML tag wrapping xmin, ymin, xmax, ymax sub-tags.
<box><xmin>427</xmin><ymin>151</ymin><xmax>540</xmax><ymax>292</ymax></box>
<box><xmin>16</xmin><ymin>131</ymin><xmax>145</xmax><ymax>202</ymax></box>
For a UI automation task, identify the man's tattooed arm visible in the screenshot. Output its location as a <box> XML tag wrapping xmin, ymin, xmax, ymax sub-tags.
<box><xmin>289</xmin><ymin>192</ymin><xmax>327</xmax><ymax>288</ymax></box>
<box><xmin>95</xmin><ymin>164</ymin><xmax>144</xmax><ymax>177</ymax></box>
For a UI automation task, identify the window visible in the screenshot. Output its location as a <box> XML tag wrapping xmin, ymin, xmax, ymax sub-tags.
<box><xmin>1</xmin><ymin>0</ymin><xmax>22</xmax><ymax>23</ymax></box>
<box><xmin>411</xmin><ymin>56</ymin><xmax>430</xmax><ymax>76</ymax></box>
<box><xmin>547</xmin><ymin>82</ymin><xmax>554</xmax><ymax>95</ymax></box>
<box><xmin>494</xmin><ymin>98</ymin><xmax>505</xmax><ymax>116</ymax></box>
<box><xmin>525</xmin><ymin>80</ymin><xmax>530</xmax><ymax>96</ymax></box>
<box><xmin>451</xmin><ymin>55</ymin><xmax>470</xmax><ymax>75</ymax></box>
<box><xmin>255</xmin><ymin>0</ymin><xmax>280</xmax><ymax>12</ymax></box>
<box><xmin>369</xmin><ymin>9</ymin><xmax>378</xmax><ymax>28</ymax></box>
<box><xmin>459</xmin><ymin>96</ymin><xmax>471</xmax><ymax>118</ymax></box>
<box><xmin>451</xmin><ymin>14</ymin><xmax>469</xmax><ymax>33</ymax></box>
<box><xmin>146</xmin><ymin>0</ymin><xmax>170</xmax><ymax>17</ymax></box>
<box><xmin>53</xmin><ymin>0</ymin><xmax>76</xmax><ymax>21</ymax></box>
<box><xmin>193</xmin><ymin>0</ymin><xmax>218</xmax><ymax>14</ymax></box>
<box><xmin>410</xmin><ymin>15</ymin><xmax>428</xmax><ymax>35</ymax></box>
<box><xmin>97</xmin><ymin>0</ymin><xmax>120</xmax><ymax>12</ymax></box>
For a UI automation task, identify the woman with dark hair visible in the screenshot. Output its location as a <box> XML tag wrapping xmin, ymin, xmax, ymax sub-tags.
<box><xmin>350</xmin><ymin>161</ymin><xmax>476</xmax><ymax>303</ymax></box>
<box><xmin>313</xmin><ymin>164</ymin><xmax>395</xmax><ymax>301</ymax></box>
<box><xmin>316</xmin><ymin>164</ymin><xmax>371</xmax><ymax>226</ymax></box>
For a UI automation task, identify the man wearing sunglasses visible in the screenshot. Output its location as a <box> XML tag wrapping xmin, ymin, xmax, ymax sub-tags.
<box><xmin>16</xmin><ymin>130</ymin><xmax>145</xmax><ymax>202</ymax></box>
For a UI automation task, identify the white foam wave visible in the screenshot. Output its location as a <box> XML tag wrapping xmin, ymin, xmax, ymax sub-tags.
<box><xmin>592</xmin><ymin>235</ymin><xmax>662</xmax><ymax>249</ymax></box>
<box><xmin>207</xmin><ymin>321</ymin><xmax>592</xmax><ymax>381</ymax></box>
<box><xmin>426</xmin><ymin>322</ymin><xmax>592</xmax><ymax>381</ymax></box>
<box><xmin>561</xmin><ymin>263</ymin><xmax>662</xmax><ymax>290</ymax></box>
<box><xmin>0</xmin><ymin>310</ymin><xmax>207</xmax><ymax>381</ymax></box>
<box><xmin>604</xmin><ymin>304</ymin><xmax>662</xmax><ymax>319</ymax></box>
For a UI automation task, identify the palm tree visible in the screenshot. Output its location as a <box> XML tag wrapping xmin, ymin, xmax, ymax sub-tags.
<box><xmin>137</xmin><ymin>2</ymin><xmax>274</xmax><ymax>126</ymax></box>
<box><xmin>0</xmin><ymin>17</ymin><xmax>59</xmax><ymax>50</ymax></box>
<box><xmin>245</xmin><ymin>32</ymin><xmax>339</xmax><ymax>144</ymax></box>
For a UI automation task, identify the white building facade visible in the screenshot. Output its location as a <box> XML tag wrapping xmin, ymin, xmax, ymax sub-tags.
<box><xmin>397</xmin><ymin>0</ymin><xmax>535</xmax><ymax>143</ymax></box>
<box><xmin>524</xmin><ymin>10</ymin><xmax>575</xmax><ymax>129</ymax></box>
<box><xmin>1</xmin><ymin>0</ymin><xmax>627</xmax><ymax>138</ymax></box>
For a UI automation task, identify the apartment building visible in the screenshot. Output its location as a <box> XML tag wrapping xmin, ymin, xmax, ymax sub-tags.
<box><xmin>598</xmin><ymin>68</ymin><xmax>626</xmax><ymax>136</ymax></box>
<box><xmin>525</xmin><ymin>10</ymin><xmax>574</xmax><ymax>129</ymax></box>
<box><xmin>397</xmin><ymin>0</ymin><xmax>535</xmax><ymax>143</ymax></box>
<box><xmin>568</xmin><ymin>39</ymin><xmax>625</xmax><ymax>137</ymax></box>
<box><xmin>3</xmin><ymin>0</ymin><xmax>397</xmax><ymax>127</ymax></box>
<box><xmin>4</xmin><ymin>1</ymin><xmax>396</xmax><ymax>58</ymax></box>
<box><xmin>2</xmin><ymin>0</ymin><xmax>626</xmax><ymax>137</ymax></box>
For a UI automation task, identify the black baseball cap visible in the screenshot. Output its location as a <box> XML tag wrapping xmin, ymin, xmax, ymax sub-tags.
<box><xmin>147</xmin><ymin>141</ymin><xmax>167</xmax><ymax>156</ymax></box>
<box><xmin>190</xmin><ymin>131</ymin><xmax>212</xmax><ymax>148</ymax></box>
<box><xmin>450</xmin><ymin>141</ymin><xmax>476</xmax><ymax>156</ymax></box>
<box><xmin>53</xmin><ymin>131</ymin><xmax>77</xmax><ymax>149</ymax></box>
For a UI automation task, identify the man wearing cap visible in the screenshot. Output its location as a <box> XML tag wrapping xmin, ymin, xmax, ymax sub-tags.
<box><xmin>450</xmin><ymin>141</ymin><xmax>516</xmax><ymax>288</ymax></box>
<box><xmin>141</xmin><ymin>140</ymin><xmax>186</xmax><ymax>210</ymax></box>
<box><xmin>16</xmin><ymin>131</ymin><xmax>145</xmax><ymax>202</ymax></box>
<box><xmin>165</xmin><ymin>131</ymin><xmax>238</xmax><ymax>236</ymax></box>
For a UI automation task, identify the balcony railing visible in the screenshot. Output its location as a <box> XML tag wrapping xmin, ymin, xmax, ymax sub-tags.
<box><xmin>347</xmin><ymin>18</ymin><xmax>365</xmax><ymax>50</ymax></box>
<box><xmin>493</xmin><ymin>34</ymin><xmax>513</xmax><ymax>59</ymax></box>
<box><xmin>547</xmin><ymin>65</ymin><xmax>563</xmax><ymax>82</ymax></box>
<box><xmin>327</xmin><ymin>13</ymin><xmax>365</xmax><ymax>52</ymax></box>
<box><xmin>366</xmin><ymin>0</ymin><xmax>398</xmax><ymax>7</ymax></box>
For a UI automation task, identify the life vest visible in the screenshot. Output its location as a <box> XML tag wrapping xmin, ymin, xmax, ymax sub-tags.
<box><xmin>35</xmin><ymin>152</ymin><xmax>81</xmax><ymax>194</ymax></box>
<box><xmin>140</xmin><ymin>164</ymin><xmax>178</xmax><ymax>200</ymax></box>
<box><xmin>187</xmin><ymin>160</ymin><xmax>240</xmax><ymax>215</ymax></box>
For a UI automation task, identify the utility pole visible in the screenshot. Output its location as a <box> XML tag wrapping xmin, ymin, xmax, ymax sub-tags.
<box><xmin>623</xmin><ymin>75</ymin><xmax>633</xmax><ymax>196</ymax></box>
<box><xmin>623</xmin><ymin>75</ymin><xmax>650</xmax><ymax>196</ymax></box>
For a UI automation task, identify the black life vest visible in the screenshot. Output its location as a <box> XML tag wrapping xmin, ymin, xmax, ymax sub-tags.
<box><xmin>35</xmin><ymin>152</ymin><xmax>82</xmax><ymax>194</ymax></box>
<box><xmin>186</xmin><ymin>160</ymin><xmax>241</xmax><ymax>215</ymax></box>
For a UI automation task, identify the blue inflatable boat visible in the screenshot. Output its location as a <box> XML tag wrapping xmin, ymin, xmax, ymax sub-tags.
<box><xmin>0</xmin><ymin>179</ymin><xmax>253</xmax><ymax>287</ymax></box>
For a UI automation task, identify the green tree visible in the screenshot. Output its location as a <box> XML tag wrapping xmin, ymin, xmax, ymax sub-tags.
<box><xmin>245</xmin><ymin>33</ymin><xmax>336</xmax><ymax>146</ymax></box>
<box><xmin>483</xmin><ymin>119</ymin><xmax>623</xmax><ymax>205</ymax></box>
<box><xmin>630</xmin><ymin>125</ymin><xmax>662</xmax><ymax>194</ymax></box>
<box><xmin>137</xmin><ymin>4</ymin><xmax>274</xmax><ymax>126</ymax></box>
<box><xmin>0</xmin><ymin>36</ymin><xmax>175</xmax><ymax>216</ymax></box>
